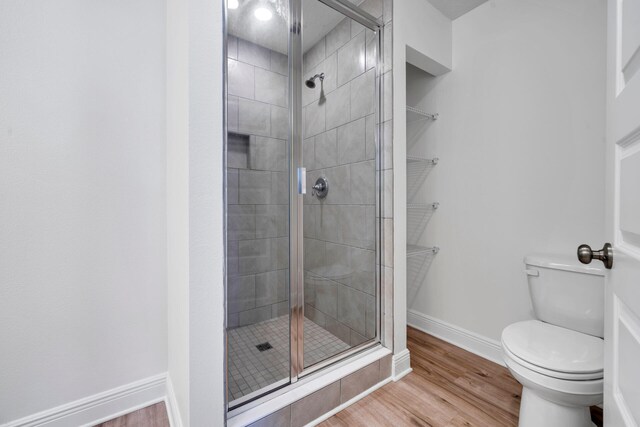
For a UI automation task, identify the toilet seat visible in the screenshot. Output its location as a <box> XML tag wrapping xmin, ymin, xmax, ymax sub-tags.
<box><xmin>502</xmin><ymin>320</ymin><xmax>603</xmax><ymax>381</ymax></box>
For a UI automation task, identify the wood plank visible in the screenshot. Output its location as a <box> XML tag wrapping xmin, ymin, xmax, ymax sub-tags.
<box><xmin>320</xmin><ymin>327</ymin><xmax>604</xmax><ymax>427</ymax></box>
<box><xmin>93</xmin><ymin>402</ymin><xmax>169</xmax><ymax>427</ymax></box>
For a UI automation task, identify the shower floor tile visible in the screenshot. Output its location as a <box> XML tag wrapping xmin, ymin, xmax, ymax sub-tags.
<box><xmin>228</xmin><ymin>315</ymin><xmax>350</xmax><ymax>403</ymax></box>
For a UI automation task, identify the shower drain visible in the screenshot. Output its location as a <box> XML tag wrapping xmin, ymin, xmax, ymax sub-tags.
<box><xmin>256</xmin><ymin>342</ymin><xmax>273</xmax><ymax>352</ymax></box>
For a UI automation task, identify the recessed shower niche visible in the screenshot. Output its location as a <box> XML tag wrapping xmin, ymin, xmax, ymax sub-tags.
<box><xmin>224</xmin><ymin>0</ymin><xmax>386</xmax><ymax>410</ymax></box>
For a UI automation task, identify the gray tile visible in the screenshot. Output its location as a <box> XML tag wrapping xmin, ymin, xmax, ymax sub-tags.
<box><xmin>303</xmin><ymin>37</ymin><xmax>326</xmax><ymax>72</ymax></box>
<box><xmin>337</xmin><ymin>284</ymin><xmax>366</xmax><ymax>335</ymax></box>
<box><xmin>249</xmin><ymin>136</ymin><xmax>286</xmax><ymax>172</ymax></box>
<box><xmin>270</xmin><ymin>105</ymin><xmax>289</xmax><ymax>139</ymax></box>
<box><xmin>271</xmin><ymin>51</ymin><xmax>288</xmax><ymax>76</ymax></box>
<box><xmin>383</xmin><ymin>21</ymin><xmax>392</xmax><ymax>73</ymax></box>
<box><xmin>270</xmin><ymin>171</ymin><xmax>289</xmax><ymax>205</ymax></box>
<box><xmin>271</xmin><ymin>237</ymin><xmax>288</xmax><ymax>269</ymax></box>
<box><xmin>303</xmin><ymin>204</ymin><xmax>317</xmax><ymax>238</ymax></box>
<box><xmin>227</xmin><ymin>169</ymin><xmax>239</xmax><ymax>204</ymax></box>
<box><xmin>350</xmin><ymin>246</ymin><xmax>375</xmax><ymax>294</ymax></box>
<box><xmin>350</xmin><ymin>329</ymin><xmax>368</xmax><ymax>346</ymax></box>
<box><xmin>351</xmin><ymin>19</ymin><xmax>365</xmax><ymax>38</ymax></box>
<box><xmin>365</xmin><ymin>29</ymin><xmax>377</xmax><ymax>71</ymax></box>
<box><xmin>365</xmin><ymin>114</ymin><xmax>376</xmax><ymax>161</ymax></box>
<box><xmin>249</xmin><ymin>406</ymin><xmax>291</xmax><ymax>427</ymax></box>
<box><xmin>339</xmin><ymin>205</ymin><xmax>375</xmax><ymax>249</ymax></box>
<box><xmin>379</xmin><ymin>354</ymin><xmax>392</xmax><ymax>381</ymax></box>
<box><xmin>305</xmin><ymin>303</ymin><xmax>327</xmax><ymax>327</ymax></box>
<box><xmin>304</xmin><ymin>238</ymin><xmax>326</xmax><ymax>272</ymax></box>
<box><xmin>315</xmin><ymin>278</ymin><xmax>338</xmax><ymax>319</ymax></box>
<box><xmin>365</xmin><ymin>293</ymin><xmax>376</xmax><ymax>338</ymax></box>
<box><xmin>350</xmin><ymin>160</ymin><xmax>375</xmax><ymax>204</ymax></box>
<box><xmin>304</xmin><ymin>273</ymin><xmax>317</xmax><ymax>306</ymax></box>
<box><xmin>228</xmin><ymin>275</ymin><xmax>256</xmax><ymax>313</ymax></box>
<box><xmin>304</xmin><ymin>137</ymin><xmax>315</xmax><ymax>170</ymax></box>
<box><xmin>337</xmin><ymin>31</ymin><xmax>365</xmax><ymax>86</ymax></box>
<box><xmin>320</xmin><ymin>52</ymin><xmax>338</xmax><ymax>94</ymax></box>
<box><xmin>325</xmin><ymin>165</ymin><xmax>350</xmax><ymax>205</ymax></box>
<box><xmin>239</xmin><ymin>305</ymin><xmax>272</xmax><ymax>326</ymax></box>
<box><xmin>239</xmin><ymin>169</ymin><xmax>271</xmax><ymax>204</ymax></box>
<box><xmin>228</xmin><ymin>58</ymin><xmax>255</xmax><ymax>99</ymax></box>
<box><xmin>238</xmin><ymin>38</ymin><xmax>271</xmax><ymax>69</ymax></box>
<box><xmin>255</xmin><ymin>68</ymin><xmax>287</xmax><ymax>107</ymax></box>
<box><xmin>291</xmin><ymin>381</ymin><xmax>340</xmax><ymax>427</ymax></box>
<box><xmin>316</xmin><ymin>204</ymin><xmax>340</xmax><ymax>242</ymax></box>
<box><xmin>271</xmin><ymin>301</ymin><xmax>289</xmax><ymax>317</ymax></box>
<box><xmin>228</xmin><ymin>132</ymin><xmax>249</xmax><ymax>169</ymax></box>
<box><xmin>350</xmin><ymin>69</ymin><xmax>375</xmax><ymax>121</ymax></box>
<box><xmin>325</xmin><ymin>315</ymin><xmax>351</xmax><ymax>343</ymax></box>
<box><xmin>228</xmin><ymin>204</ymin><xmax>256</xmax><ymax>240</ymax></box>
<box><xmin>255</xmin><ymin>270</ymin><xmax>287</xmax><ymax>307</ymax></box>
<box><xmin>337</xmin><ymin>118</ymin><xmax>366</xmax><ymax>165</ymax></box>
<box><xmin>238</xmin><ymin>239</ymin><xmax>272</xmax><ymax>274</ymax></box>
<box><xmin>228</xmin><ymin>95</ymin><xmax>239</xmax><ymax>132</ymax></box>
<box><xmin>228</xmin><ymin>35</ymin><xmax>238</xmax><ymax>60</ymax></box>
<box><xmin>325</xmin><ymin>84</ymin><xmax>350</xmax><ymax>130</ymax></box>
<box><xmin>227</xmin><ymin>239</ymin><xmax>239</xmax><ymax>276</ymax></box>
<box><xmin>326</xmin><ymin>18</ymin><xmax>351</xmax><ymax>57</ymax></box>
<box><xmin>314</xmin><ymin>129</ymin><xmax>337</xmax><ymax>168</ymax></box>
<box><xmin>383</xmin><ymin>218</ymin><xmax>393</xmax><ymax>266</ymax></box>
<box><xmin>255</xmin><ymin>204</ymin><xmax>288</xmax><ymax>238</ymax></box>
<box><xmin>340</xmin><ymin>361</ymin><xmax>380</xmax><ymax>403</ymax></box>
<box><xmin>239</xmin><ymin>98</ymin><xmax>271</xmax><ymax>137</ymax></box>
<box><xmin>304</xmin><ymin>99</ymin><xmax>326</xmax><ymax>138</ymax></box>
<box><xmin>325</xmin><ymin>242</ymin><xmax>351</xmax><ymax>286</ymax></box>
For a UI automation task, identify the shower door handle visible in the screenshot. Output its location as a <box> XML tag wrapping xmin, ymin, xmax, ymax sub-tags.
<box><xmin>297</xmin><ymin>167</ymin><xmax>306</xmax><ymax>195</ymax></box>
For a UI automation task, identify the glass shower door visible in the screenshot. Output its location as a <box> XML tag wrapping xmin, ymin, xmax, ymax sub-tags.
<box><xmin>225</xmin><ymin>0</ymin><xmax>381</xmax><ymax>408</ymax></box>
<box><xmin>225</xmin><ymin>0</ymin><xmax>291</xmax><ymax>408</ymax></box>
<box><xmin>300</xmin><ymin>0</ymin><xmax>380</xmax><ymax>370</ymax></box>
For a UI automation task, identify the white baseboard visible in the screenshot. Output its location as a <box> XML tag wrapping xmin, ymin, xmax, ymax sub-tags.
<box><xmin>407</xmin><ymin>309</ymin><xmax>505</xmax><ymax>367</ymax></box>
<box><xmin>2</xmin><ymin>373</ymin><xmax>167</xmax><ymax>427</ymax></box>
<box><xmin>165</xmin><ymin>375</ymin><xmax>184</xmax><ymax>427</ymax></box>
<box><xmin>392</xmin><ymin>349</ymin><xmax>412</xmax><ymax>381</ymax></box>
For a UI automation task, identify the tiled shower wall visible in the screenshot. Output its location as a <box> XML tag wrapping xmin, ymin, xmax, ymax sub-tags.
<box><xmin>226</xmin><ymin>36</ymin><xmax>290</xmax><ymax>328</ymax></box>
<box><xmin>302</xmin><ymin>0</ymin><xmax>391</xmax><ymax>347</ymax></box>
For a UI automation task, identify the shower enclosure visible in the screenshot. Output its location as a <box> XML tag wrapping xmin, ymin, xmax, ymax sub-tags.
<box><xmin>224</xmin><ymin>0</ymin><xmax>383</xmax><ymax>409</ymax></box>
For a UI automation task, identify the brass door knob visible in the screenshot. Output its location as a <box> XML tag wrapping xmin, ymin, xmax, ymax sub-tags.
<box><xmin>577</xmin><ymin>243</ymin><xmax>613</xmax><ymax>269</ymax></box>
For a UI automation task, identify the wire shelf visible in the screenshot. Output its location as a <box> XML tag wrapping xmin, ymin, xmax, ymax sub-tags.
<box><xmin>407</xmin><ymin>106</ymin><xmax>439</xmax><ymax>122</ymax></box>
<box><xmin>407</xmin><ymin>203</ymin><xmax>439</xmax><ymax>245</ymax></box>
<box><xmin>407</xmin><ymin>246</ymin><xmax>439</xmax><ymax>301</ymax></box>
<box><xmin>407</xmin><ymin>157</ymin><xmax>439</xmax><ymax>200</ymax></box>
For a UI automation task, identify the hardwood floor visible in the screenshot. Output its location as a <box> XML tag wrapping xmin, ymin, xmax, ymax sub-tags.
<box><xmin>93</xmin><ymin>402</ymin><xmax>169</xmax><ymax>427</ymax></box>
<box><xmin>320</xmin><ymin>327</ymin><xmax>604</xmax><ymax>427</ymax></box>
<box><xmin>97</xmin><ymin>329</ymin><xmax>604</xmax><ymax>427</ymax></box>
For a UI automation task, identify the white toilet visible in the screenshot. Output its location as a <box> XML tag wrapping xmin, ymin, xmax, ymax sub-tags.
<box><xmin>501</xmin><ymin>254</ymin><xmax>605</xmax><ymax>427</ymax></box>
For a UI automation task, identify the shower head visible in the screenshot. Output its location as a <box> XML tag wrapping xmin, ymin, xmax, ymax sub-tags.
<box><xmin>305</xmin><ymin>73</ymin><xmax>325</xmax><ymax>89</ymax></box>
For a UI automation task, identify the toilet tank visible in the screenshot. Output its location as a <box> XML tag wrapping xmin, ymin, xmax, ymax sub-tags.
<box><xmin>524</xmin><ymin>254</ymin><xmax>605</xmax><ymax>338</ymax></box>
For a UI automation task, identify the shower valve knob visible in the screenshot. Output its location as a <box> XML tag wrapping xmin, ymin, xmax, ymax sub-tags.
<box><xmin>312</xmin><ymin>177</ymin><xmax>328</xmax><ymax>199</ymax></box>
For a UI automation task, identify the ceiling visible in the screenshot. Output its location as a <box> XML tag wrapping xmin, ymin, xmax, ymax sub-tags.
<box><xmin>426</xmin><ymin>0</ymin><xmax>488</xmax><ymax>20</ymax></box>
<box><xmin>227</xmin><ymin>0</ymin><xmax>363</xmax><ymax>55</ymax></box>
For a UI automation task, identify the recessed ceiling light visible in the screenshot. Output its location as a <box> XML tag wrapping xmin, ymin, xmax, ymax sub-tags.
<box><xmin>228</xmin><ymin>0</ymin><xmax>238</xmax><ymax>9</ymax></box>
<box><xmin>254</xmin><ymin>7</ymin><xmax>272</xmax><ymax>21</ymax></box>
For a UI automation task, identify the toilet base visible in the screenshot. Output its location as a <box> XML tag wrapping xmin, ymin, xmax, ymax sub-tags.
<box><xmin>518</xmin><ymin>388</ymin><xmax>595</xmax><ymax>427</ymax></box>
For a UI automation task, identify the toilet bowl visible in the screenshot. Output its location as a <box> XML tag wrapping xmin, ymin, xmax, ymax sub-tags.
<box><xmin>502</xmin><ymin>254</ymin><xmax>605</xmax><ymax>427</ymax></box>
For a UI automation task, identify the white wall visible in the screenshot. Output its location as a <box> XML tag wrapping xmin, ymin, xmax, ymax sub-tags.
<box><xmin>0</xmin><ymin>0</ymin><xmax>167</xmax><ymax>423</ymax></box>
<box><xmin>392</xmin><ymin>0</ymin><xmax>452</xmax><ymax>357</ymax></box>
<box><xmin>187</xmin><ymin>0</ymin><xmax>226</xmax><ymax>424</ymax></box>
<box><xmin>408</xmin><ymin>0</ymin><xmax>607</xmax><ymax>342</ymax></box>
<box><xmin>166</xmin><ymin>0</ymin><xmax>190</xmax><ymax>424</ymax></box>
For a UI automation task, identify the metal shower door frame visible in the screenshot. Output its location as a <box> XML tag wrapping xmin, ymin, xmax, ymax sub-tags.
<box><xmin>289</xmin><ymin>0</ymin><xmax>384</xmax><ymax>384</ymax></box>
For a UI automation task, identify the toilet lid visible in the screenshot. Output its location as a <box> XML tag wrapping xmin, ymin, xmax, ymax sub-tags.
<box><xmin>502</xmin><ymin>320</ymin><xmax>603</xmax><ymax>376</ymax></box>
